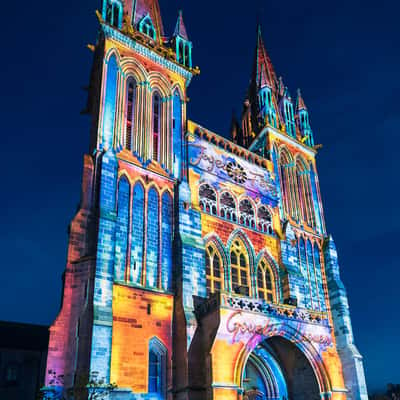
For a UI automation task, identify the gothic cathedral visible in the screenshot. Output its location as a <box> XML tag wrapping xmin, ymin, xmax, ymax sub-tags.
<box><xmin>44</xmin><ymin>1</ymin><xmax>368</xmax><ymax>400</ymax></box>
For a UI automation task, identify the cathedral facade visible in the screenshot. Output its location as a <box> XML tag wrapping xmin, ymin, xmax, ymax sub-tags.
<box><xmin>44</xmin><ymin>1</ymin><xmax>368</xmax><ymax>400</ymax></box>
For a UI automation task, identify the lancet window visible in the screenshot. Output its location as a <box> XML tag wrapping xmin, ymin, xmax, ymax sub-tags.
<box><xmin>279</xmin><ymin>150</ymin><xmax>295</xmax><ymax>219</ymax></box>
<box><xmin>220</xmin><ymin>192</ymin><xmax>237</xmax><ymax>222</ymax></box>
<box><xmin>239</xmin><ymin>199</ymin><xmax>255</xmax><ymax>228</ymax></box>
<box><xmin>297</xmin><ymin>236</ymin><xmax>325</xmax><ymax>311</ymax></box>
<box><xmin>178</xmin><ymin>41</ymin><xmax>184</xmax><ymax>64</ymax></box>
<box><xmin>199</xmin><ymin>184</ymin><xmax>217</xmax><ymax>215</ymax></box>
<box><xmin>230</xmin><ymin>240</ymin><xmax>250</xmax><ymax>296</ymax></box>
<box><xmin>148</xmin><ymin>338</ymin><xmax>166</xmax><ymax>396</ymax></box>
<box><xmin>257</xmin><ymin>259</ymin><xmax>276</xmax><ymax>302</ymax></box>
<box><xmin>139</xmin><ymin>15</ymin><xmax>156</xmax><ymax>40</ymax></box>
<box><xmin>102</xmin><ymin>54</ymin><xmax>118</xmax><ymax>149</ymax></box>
<box><xmin>125</xmin><ymin>78</ymin><xmax>136</xmax><ymax>151</ymax></box>
<box><xmin>257</xmin><ymin>206</ymin><xmax>273</xmax><ymax>234</ymax></box>
<box><xmin>115</xmin><ymin>177</ymin><xmax>130</xmax><ymax>282</ymax></box>
<box><xmin>104</xmin><ymin>0</ymin><xmax>121</xmax><ymax>28</ymax></box>
<box><xmin>146</xmin><ymin>188</ymin><xmax>159</xmax><ymax>288</ymax></box>
<box><xmin>296</xmin><ymin>159</ymin><xmax>316</xmax><ymax>228</ymax></box>
<box><xmin>279</xmin><ymin>148</ymin><xmax>318</xmax><ymax>229</ymax></box>
<box><xmin>205</xmin><ymin>244</ymin><xmax>224</xmax><ymax>296</ymax></box>
<box><xmin>152</xmin><ymin>93</ymin><xmax>161</xmax><ymax>162</ymax></box>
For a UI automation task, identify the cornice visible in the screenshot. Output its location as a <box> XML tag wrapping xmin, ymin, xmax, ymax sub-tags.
<box><xmin>252</xmin><ymin>126</ymin><xmax>317</xmax><ymax>158</ymax></box>
<box><xmin>102</xmin><ymin>24</ymin><xmax>193</xmax><ymax>84</ymax></box>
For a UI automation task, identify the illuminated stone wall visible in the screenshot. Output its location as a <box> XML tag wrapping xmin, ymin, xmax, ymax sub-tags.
<box><xmin>44</xmin><ymin>1</ymin><xmax>368</xmax><ymax>399</ymax></box>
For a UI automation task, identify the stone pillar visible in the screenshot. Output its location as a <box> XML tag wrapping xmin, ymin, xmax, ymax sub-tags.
<box><xmin>90</xmin><ymin>150</ymin><xmax>119</xmax><ymax>382</ymax></box>
<box><xmin>324</xmin><ymin>236</ymin><xmax>368</xmax><ymax>400</ymax></box>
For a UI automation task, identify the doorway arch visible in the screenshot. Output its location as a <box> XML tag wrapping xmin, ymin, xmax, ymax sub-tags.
<box><xmin>242</xmin><ymin>336</ymin><xmax>323</xmax><ymax>400</ymax></box>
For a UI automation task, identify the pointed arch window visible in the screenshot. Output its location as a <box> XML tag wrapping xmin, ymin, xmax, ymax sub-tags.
<box><xmin>178</xmin><ymin>40</ymin><xmax>184</xmax><ymax>64</ymax></box>
<box><xmin>205</xmin><ymin>244</ymin><xmax>224</xmax><ymax>296</ymax></box>
<box><xmin>146</xmin><ymin>188</ymin><xmax>160</xmax><ymax>288</ymax></box>
<box><xmin>184</xmin><ymin>45</ymin><xmax>190</xmax><ymax>67</ymax></box>
<box><xmin>139</xmin><ymin>15</ymin><xmax>156</xmax><ymax>40</ymax></box>
<box><xmin>161</xmin><ymin>192</ymin><xmax>173</xmax><ymax>291</ymax></box>
<box><xmin>257</xmin><ymin>206</ymin><xmax>273</xmax><ymax>234</ymax></box>
<box><xmin>257</xmin><ymin>259</ymin><xmax>276</xmax><ymax>302</ymax></box>
<box><xmin>130</xmin><ymin>182</ymin><xmax>145</xmax><ymax>285</ymax></box>
<box><xmin>313</xmin><ymin>244</ymin><xmax>326</xmax><ymax>311</ymax></box>
<box><xmin>115</xmin><ymin>177</ymin><xmax>130</xmax><ymax>282</ymax></box>
<box><xmin>172</xmin><ymin>90</ymin><xmax>182</xmax><ymax>178</ymax></box>
<box><xmin>199</xmin><ymin>184</ymin><xmax>217</xmax><ymax>215</ymax></box>
<box><xmin>279</xmin><ymin>150</ymin><xmax>297</xmax><ymax>220</ymax></box>
<box><xmin>239</xmin><ymin>199</ymin><xmax>255</xmax><ymax>228</ymax></box>
<box><xmin>104</xmin><ymin>0</ymin><xmax>121</xmax><ymax>28</ymax></box>
<box><xmin>102</xmin><ymin>54</ymin><xmax>118</xmax><ymax>150</ymax></box>
<box><xmin>296</xmin><ymin>159</ymin><xmax>316</xmax><ymax>228</ymax></box>
<box><xmin>220</xmin><ymin>192</ymin><xmax>237</xmax><ymax>222</ymax></box>
<box><xmin>125</xmin><ymin>78</ymin><xmax>136</xmax><ymax>151</ymax></box>
<box><xmin>148</xmin><ymin>338</ymin><xmax>167</xmax><ymax>396</ymax></box>
<box><xmin>230</xmin><ymin>240</ymin><xmax>250</xmax><ymax>296</ymax></box>
<box><xmin>152</xmin><ymin>92</ymin><xmax>161</xmax><ymax>162</ymax></box>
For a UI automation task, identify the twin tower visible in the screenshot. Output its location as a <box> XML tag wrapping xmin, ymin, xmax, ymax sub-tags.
<box><xmin>44</xmin><ymin>1</ymin><xmax>368</xmax><ymax>400</ymax></box>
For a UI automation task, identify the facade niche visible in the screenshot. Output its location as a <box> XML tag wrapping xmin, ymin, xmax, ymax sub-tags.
<box><xmin>239</xmin><ymin>199</ymin><xmax>255</xmax><ymax>228</ymax></box>
<box><xmin>258</xmin><ymin>206</ymin><xmax>273</xmax><ymax>234</ymax></box>
<box><xmin>199</xmin><ymin>184</ymin><xmax>217</xmax><ymax>215</ymax></box>
<box><xmin>220</xmin><ymin>192</ymin><xmax>237</xmax><ymax>222</ymax></box>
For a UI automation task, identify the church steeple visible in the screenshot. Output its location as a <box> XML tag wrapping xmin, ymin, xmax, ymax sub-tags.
<box><xmin>238</xmin><ymin>25</ymin><xmax>318</xmax><ymax>151</ymax></box>
<box><xmin>244</xmin><ymin>25</ymin><xmax>280</xmax><ymax>143</ymax></box>
<box><xmin>254</xmin><ymin>25</ymin><xmax>278</xmax><ymax>92</ymax></box>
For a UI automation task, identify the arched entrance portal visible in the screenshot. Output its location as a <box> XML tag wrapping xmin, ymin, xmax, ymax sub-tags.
<box><xmin>243</xmin><ymin>337</ymin><xmax>321</xmax><ymax>400</ymax></box>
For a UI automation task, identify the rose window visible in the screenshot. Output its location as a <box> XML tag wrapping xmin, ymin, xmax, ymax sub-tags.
<box><xmin>226</xmin><ymin>160</ymin><xmax>247</xmax><ymax>184</ymax></box>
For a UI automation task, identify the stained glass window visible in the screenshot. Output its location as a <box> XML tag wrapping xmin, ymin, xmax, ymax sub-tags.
<box><xmin>230</xmin><ymin>240</ymin><xmax>250</xmax><ymax>296</ymax></box>
<box><xmin>205</xmin><ymin>244</ymin><xmax>224</xmax><ymax>295</ymax></box>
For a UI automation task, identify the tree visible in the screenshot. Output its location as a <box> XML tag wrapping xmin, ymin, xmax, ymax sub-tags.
<box><xmin>40</xmin><ymin>370</ymin><xmax>117</xmax><ymax>400</ymax></box>
<box><xmin>387</xmin><ymin>384</ymin><xmax>400</xmax><ymax>400</ymax></box>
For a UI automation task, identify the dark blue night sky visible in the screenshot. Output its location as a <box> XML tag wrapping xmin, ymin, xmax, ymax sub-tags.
<box><xmin>0</xmin><ymin>0</ymin><xmax>398</xmax><ymax>393</ymax></box>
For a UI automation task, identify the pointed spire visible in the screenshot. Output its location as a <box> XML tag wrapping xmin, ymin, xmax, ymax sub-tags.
<box><xmin>174</xmin><ymin>10</ymin><xmax>189</xmax><ymax>40</ymax></box>
<box><xmin>230</xmin><ymin>110</ymin><xmax>240</xmax><ymax>144</ymax></box>
<box><xmin>296</xmin><ymin>89</ymin><xmax>307</xmax><ymax>111</ymax></box>
<box><xmin>254</xmin><ymin>24</ymin><xmax>278</xmax><ymax>91</ymax></box>
<box><xmin>277</xmin><ymin>76</ymin><xmax>285</xmax><ymax>98</ymax></box>
<box><xmin>284</xmin><ymin>86</ymin><xmax>291</xmax><ymax>100</ymax></box>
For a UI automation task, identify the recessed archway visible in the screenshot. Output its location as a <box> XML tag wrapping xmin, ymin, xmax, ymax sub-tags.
<box><xmin>242</xmin><ymin>337</ymin><xmax>321</xmax><ymax>400</ymax></box>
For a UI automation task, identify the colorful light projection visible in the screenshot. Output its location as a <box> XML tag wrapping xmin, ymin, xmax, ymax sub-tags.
<box><xmin>43</xmin><ymin>1</ymin><xmax>368</xmax><ymax>399</ymax></box>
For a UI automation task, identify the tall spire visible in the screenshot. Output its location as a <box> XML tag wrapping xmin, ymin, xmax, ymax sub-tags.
<box><xmin>174</xmin><ymin>10</ymin><xmax>189</xmax><ymax>40</ymax></box>
<box><xmin>254</xmin><ymin>24</ymin><xmax>278</xmax><ymax>91</ymax></box>
<box><xmin>296</xmin><ymin>88</ymin><xmax>307</xmax><ymax>111</ymax></box>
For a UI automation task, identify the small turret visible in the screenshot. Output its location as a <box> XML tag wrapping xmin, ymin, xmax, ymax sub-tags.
<box><xmin>296</xmin><ymin>89</ymin><xmax>314</xmax><ymax>146</ymax></box>
<box><xmin>279</xmin><ymin>85</ymin><xmax>296</xmax><ymax>138</ymax></box>
<box><xmin>251</xmin><ymin>25</ymin><xmax>279</xmax><ymax>133</ymax></box>
<box><xmin>230</xmin><ymin>111</ymin><xmax>241</xmax><ymax>144</ymax></box>
<box><xmin>172</xmin><ymin>10</ymin><xmax>192</xmax><ymax>68</ymax></box>
<box><xmin>102</xmin><ymin>0</ymin><xmax>123</xmax><ymax>29</ymax></box>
